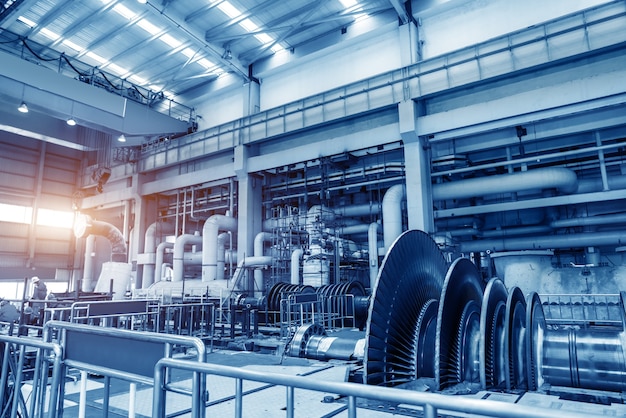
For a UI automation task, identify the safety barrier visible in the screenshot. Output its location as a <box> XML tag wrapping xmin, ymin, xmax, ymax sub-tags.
<box><xmin>0</xmin><ymin>334</ymin><xmax>63</xmax><ymax>418</ymax></box>
<box><xmin>46</xmin><ymin>321</ymin><xmax>205</xmax><ymax>418</ymax></box>
<box><xmin>153</xmin><ymin>358</ymin><xmax>610</xmax><ymax>418</ymax></box>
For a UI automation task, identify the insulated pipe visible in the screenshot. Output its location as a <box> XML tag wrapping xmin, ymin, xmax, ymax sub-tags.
<box><xmin>291</xmin><ymin>249</ymin><xmax>304</xmax><ymax>285</ymax></box>
<box><xmin>154</xmin><ymin>242</ymin><xmax>174</xmax><ymax>283</ymax></box>
<box><xmin>254</xmin><ymin>232</ymin><xmax>274</xmax><ymax>291</ymax></box>
<box><xmin>432</xmin><ymin>167</ymin><xmax>578</xmax><ymax>201</ymax></box>
<box><xmin>202</xmin><ymin>215</ymin><xmax>237</xmax><ymax>282</ymax></box>
<box><xmin>460</xmin><ymin>230</ymin><xmax>626</xmax><ymax>253</ymax></box>
<box><xmin>334</xmin><ymin>204</ymin><xmax>381</xmax><ymax>218</ymax></box>
<box><xmin>173</xmin><ymin>234</ymin><xmax>202</xmax><ymax>282</ymax></box>
<box><xmin>382</xmin><ymin>184</ymin><xmax>406</xmax><ymax>250</ymax></box>
<box><xmin>481</xmin><ymin>225</ymin><xmax>552</xmax><ymax>238</ymax></box>
<box><xmin>141</xmin><ymin>221</ymin><xmax>174</xmax><ymax>288</ymax></box>
<box><xmin>82</xmin><ymin>235</ymin><xmax>96</xmax><ymax>292</ymax></box>
<box><xmin>228</xmin><ymin>256</ymin><xmax>273</xmax><ymax>290</ymax></box>
<box><xmin>550</xmin><ymin>213</ymin><xmax>626</xmax><ymax>229</ymax></box>
<box><xmin>216</xmin><ymin>233</ymin><xmax>230</xmax><ymax>281</ymax></box>
<box><xmin>368</xmin><ymin>222</ymin><xmax>380</xmax><ymax>286</ymax></box>
<box><xmin>74</xmin><ymin>215</ymin><xmax>127</xmax><ymax>262</ymax></box>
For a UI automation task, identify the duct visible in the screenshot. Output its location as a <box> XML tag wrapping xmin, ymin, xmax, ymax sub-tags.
<box><xmin>74</xmin><ymin>215</ymin><xmax>127</xmax><ymax>262</ymax></box>
<box><xmin>202</xmin><ymin>214</ymin><xmax>237</xmax><ymax>281</ymax></box>
<box><xmin>382</xmin><ymin>184</ymin><xmax>406</xmax><ymax>250</ymax></box>
<box><xmin>481</xmin><ymin>225</ymin><xmax>553</xmax><ymax>238</ymax></box>
<box><xmin>576</xmin><ymin>175</ymin><xmax>626</xmax><ymax>194</ymax></box>
<box><xmin>228</xmin><ymin>256</ymin><xmax>273</xmax><ymax>291</ymax></box>
<box><xmin>334</xmin><ymin>203</ymin><xmax>381</xmax><ymax>218</ymax></box>
<box><xmin>332</xmin><ymin>223</ymin><xmax>370</xmax><ymax>235</ymax></box>
<box><xmin>173</xmin><ymin>233</ymin><xmax>202</xmax><ymax>282</ymax></box>
<box><xmin>368</xmin><ymin>222</ymin><xmax>381</xmax><ymax>286</ymax></box>
<box><xmin>82</xmin><ymin>235</ymin><xmax>96</xmax><ymax>292</ymax></box>
<box><xmin>550</xmin><ymin>213</ymin><xmax>626</xmax><ymax>229</ymax></box>
<box><xmin>254</xmin><ymin>232</ymin><xmax>274</xmax><ymax>290</ymax></box>
<box><xmin>291</xmin><ymin>249</ymin><xmax>304</xmax><ymax>285</ymax></box>
<box><xmin>216</xmin><ymin>233</ymin><xmax>230</xmax><ymax>281</ymax></box>
<box><xmin>141</xmin><ymin>221</ymin><xmax>174</xmax><ymax>288</ymax></box>
<box><xmin>432</xmin><ymin>167</ymin><xmax>578</xmax><ymax>201</ymax></box>
<box><xmin>154</xmin><ymin>242</ymin><xmax>174</xmax><ymax>284</ymax></box>
<box><xmin>460</xmin><ymin>230</ymin><xmax>626</xmax><ymax>253</ymax></box>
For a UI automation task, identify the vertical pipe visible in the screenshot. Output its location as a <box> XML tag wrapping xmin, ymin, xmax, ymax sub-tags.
<box><xmin>596</xmin><ymin>131</ymin><xmax>609</xmax><ymax>191</ymax></box>
<box><xmin>347</xmin><ymin>395</ymin><xmax>357</xmax><ymax>418</ymax></box>
<box><xmin>286</xmin><ymin>386</ymin><xmax>294</xmax><ymax>418</ymax></box>
<box><xmin>79</xmin><ymin>370</ymin><xmax>88</xmax><ymax>418</ymax></box>
<box><xmin>102</xmin><ymin>376</ymin><xmax>111</xmax><ymax>418</ymax></box>
<box><xmin>424</xmin><ymin>404</ymin><xmax>437</xmax><ymax>418</ymax></box>
<box><xmin>235</xmin><ymin>378</ymin><xmax>243</xmax><ymax>418</ymax></box>
<box><xmin>128</xmin><ymin>382</ymin><xmax>136</xmax><ymax>418</ymax></box>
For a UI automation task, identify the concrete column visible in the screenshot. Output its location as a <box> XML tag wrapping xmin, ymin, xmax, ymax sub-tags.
<box><xmin>399</xmin><ymin>100</ymin><xmax>434</xmax><ymax>234</ymax></box>
<box><xmin>234</xmin><ymin>145</ymin><xmax>263</xmax><ymax>292</ymax></box>
<box><xmin>243</xmin><ymin>79</ymin><xmax>260</xmax><ymax>116</ymax></box>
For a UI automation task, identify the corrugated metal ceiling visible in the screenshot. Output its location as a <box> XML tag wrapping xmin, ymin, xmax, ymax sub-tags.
<box><xmin>0</xmin><ymin>0</ymin><xmax>400</xmax><ymax>105</ymax></box>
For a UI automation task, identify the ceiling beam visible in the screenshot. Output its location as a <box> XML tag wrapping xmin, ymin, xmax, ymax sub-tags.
<box><xmin>388</xmin><ymin>0</ymin><xmax>410</xmax><ymax>24</ymax></box>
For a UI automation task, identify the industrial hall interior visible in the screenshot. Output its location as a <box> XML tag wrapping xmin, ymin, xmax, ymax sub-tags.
<box><xmin>1</xmin><ymin>0</ymin><xmax>626</xmax><ymax>416</ymax></box>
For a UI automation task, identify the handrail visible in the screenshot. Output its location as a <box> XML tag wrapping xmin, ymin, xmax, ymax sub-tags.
<box><xmin>153</xmin><ymin>357</ymin><xmax>607</xmax><ymax>418</ymax></box>
<box><xmin>0</xmin><ymin>334</ymin><xmax>63</xmax><ymax>418</ymax></box>
<box><xmin>139</xmin><ymin>0</ymin><xmax>626</xmax><ymax>172</ymax></box>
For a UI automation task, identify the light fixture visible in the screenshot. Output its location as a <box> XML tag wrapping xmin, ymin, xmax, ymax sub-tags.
<box><xmin>18</xmin><ymin>102</ymin><xmax>28</xmax><ymax>113</ymax></box>
<box><xmin>117</xmin><ymin>134</ymin><xmax>126</xmax><ymax>143</ymax></box>
<box><xmin>137</xmin><ymin>0</ymin><xmax>147</xmax><ymax>3</ymax></box>
<box><xmin>66</xmin><ymin>117</ymin><xmax>77</xmax><ymax>126</ymax></box>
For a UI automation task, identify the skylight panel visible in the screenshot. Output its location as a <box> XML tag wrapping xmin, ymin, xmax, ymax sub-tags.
<box><xmin>107</xmin><ymin>63</ymin><xmax>128</xmax><ymax>76</ymax></box>
<box><xmin>239</xmin><ymin>18</ymin><xmax>258</xmax><ymax>32</ymax></box>
<box><xmin>17</xmin><ymin>16</ymin><xmax>36</xmax><ymax>27</ymax></box>
<box><xmin>197</xmin><ymin>57</ymin><xmax>216</xmax><ymax>69</ymax></box>
<box><xmin>339</xmin><ymin>0</ymin><xmax>358</xmax><ymax>7</ymax></box>
<box><xmin>160</xmin><ymin>33</ymin><xmax>182</xmax><ymax>48</ymax></box>
<box><xmin>85</xmin><ymin>51</ymin><xmax>107</xmax><ymax>65</ymax></box>
<box><xmin>137</xmin><ymin>18</ymin><xmax>161</xmax><ymax>36</ymax></box>
<box><xmin>217</xmin><ymin>1</ymin><xmax>241</xmax><ymax>19</ymax></box>
<box><xmin>128</xmin><ymin>74</ymin><xmax>147</xmax><ymax>85</ymax></box>
<box><xmin>62</xmin><ymin>39</ymin><xmax>83</xmax><ymax>52</ymax></box>
<box><xmin>40</xmin><ymin>27</ymin><xmax>60</xmax><ymax>41</ymax></box>
<box><xmin>181</xmin><ymin>47</ymin><xmax>197</xmax><ymax>58</ymax></box>
<box><xmin>112</xmin><ymin>3</ymin><xmax>136</xmax><ymax>20</ymax></box>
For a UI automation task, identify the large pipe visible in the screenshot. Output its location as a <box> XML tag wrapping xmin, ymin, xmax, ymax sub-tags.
<box><xmin>173</xmin><ymin>233</ymin><xmax>202</xmax><ymax>282</ymax></box>
<box><xmin>74</xmin><ymin>215</ymin><xmax>127</xmax><ymax>262</ymax></box>
<box><xmin>432</xmin><ymin>167</ymin><xmax>578</xmax><ymax>201</ymax></box>
<box><xmin>382</xmin><ymin>184</ymin><xmax>406</xmax><ymax>250</ymax></box>
<box><xmin>202</xmin><ymin>215</ymin><xmax>237</xmax><ymax>281</ymax></box>
<box><xmin>141</xmin><ymin>221</ymin><xmax>174</xmax><ymax>288</ymax></box>
<box><xmin>154</xmin><ymin>241</ymin><xmax>174</xmax><ymax>284</ymax></box>
<box><xmin>460</xmin><ymin>230</ymin><xmax>626</xmax><ymax>253</ymax></box>
<box><xmin>291</xmin><ymin>248</ymin><xmax>303</xmax><ymax>285</ymax></box>
<box><xmin>368</xmin><ymin>222</ymin><xmax>380</xmax><ymax>285</ymax></box>
<box><xmin>82</xmin><ymin>235</ymin><xmax>96</xmax><ymax>292</ymax></box>
<box><xmin>228</xmin><ymin>256</ymin><xmax>273</xmax><ymax>291</ymax></box>
<box><xmin>551</xmin><ymin>213</ymin><xmax>626</xmax><ymax>229</ymax></box>
<box><xmin>216</xmin><ymin>232</ymin><xmax>230</xmax><ymax>281</ymax></box>
<box><xmin>254</xmin><ymin>232</ymin><xmax>274</xmax><ymax>291</ymax></box>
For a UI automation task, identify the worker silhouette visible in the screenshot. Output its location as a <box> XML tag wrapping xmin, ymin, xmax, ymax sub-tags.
<box><xmin>29</xmin><ymin>276</ymin><xmax>48</xmax><ymax>326</ymax></box>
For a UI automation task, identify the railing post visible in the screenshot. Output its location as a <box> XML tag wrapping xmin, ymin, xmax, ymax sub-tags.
<box><xmin>286</xmin><ymin>386</ymin><xmax>294</xmax><ymax>418</ymax></box>
<box><xmin>235</xmin><ymin>378</ymin><xmax>243</xmax><ymax>418</ymax></box>
<box><xmin>424</xmin><ymin>403</ymin><xmax>437</xmax><ymax>418</ymax></box>
<box><xmin>347</xmin><ymin>395</ymin><xmax>357</xmax><ymax>418</ymax></box>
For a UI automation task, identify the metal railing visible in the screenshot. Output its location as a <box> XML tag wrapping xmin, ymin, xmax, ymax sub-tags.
<box><xmin>0</xmin><ymin>334</ymin><xmax>63</xmax><ymax>418</ymax></box>
<box><xmin>153</xmin><ymin>357</ymin><xmax>606</xmax><ymax>418</ymax></box>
